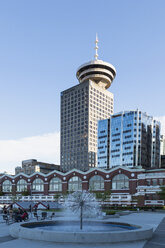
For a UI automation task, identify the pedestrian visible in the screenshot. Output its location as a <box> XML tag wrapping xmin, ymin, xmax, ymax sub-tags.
<box><xmin>3</xmin><ymin>205</ymin><xmax>7</xmax><ymax>214</ymax></box>
<box><xmin>34</xmin><ymin>205</ymin><xmax>37</xmax><ymax>213</ymax></box>
<box><xmin>29</xmin><ymin>204</ymin><xmax>32</xmax><ymax>212</ymax></box>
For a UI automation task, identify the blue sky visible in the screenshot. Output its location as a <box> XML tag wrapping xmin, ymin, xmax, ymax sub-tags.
<box><xmin>0</xmin><ymin>0</ymin><xmax>165</xmax><ymax>173</ymax></box>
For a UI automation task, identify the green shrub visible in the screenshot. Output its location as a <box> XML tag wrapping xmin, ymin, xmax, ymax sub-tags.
<box><xmin>105</xmin><ymin>210</ymin><xmax>116</xmax><ymax>215</ymax></box>
<box><xmin>44</xmin><ymin>208</ymin><xmax>64</xmax><ymax>212</ymax></box>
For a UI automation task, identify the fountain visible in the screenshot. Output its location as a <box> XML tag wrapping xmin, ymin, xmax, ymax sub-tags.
<box><xmin>9</xmin><ymin>191</ymin><xmax>153</xmax><ymax>244</ymax></box>
<box><xmin>64</xmin><ymin>191</ymin><xmax>101</xmax><ymax>230</ymax></box>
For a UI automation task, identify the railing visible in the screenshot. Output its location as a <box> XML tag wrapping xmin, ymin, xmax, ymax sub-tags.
<box><xmin>101</xmin><ymin>195</ymin><xmax>132</xmax><ymax>206</ymax></box>
<box><xmin>144</xmin><ymin>200</ymin><xmax>164</xmax><ymax>206</ymax></box>
<box><xmin>0</xmin><ymin>195</ymin><xmax>55</xmax><ymax>203</ymax></box>
<box><xmin>110</xmin><ymin>196</ymin><xmax>132</xmax><ymax>201</ymax></box>
<box><xmin>0</xmin><ymin>196</ymin><xmax>12</xmax><ymax>203</ymax></box>
<box><xmin>102</xmin><ymin>201</ymin><xmax>132</xmax><ymax>206</ymax></box>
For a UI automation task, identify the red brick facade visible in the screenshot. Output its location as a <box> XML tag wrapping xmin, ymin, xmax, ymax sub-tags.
<box><xmin>0</xmin><ymin>166</ymin><xmax>165</xmax><ymax>206</ymax></box>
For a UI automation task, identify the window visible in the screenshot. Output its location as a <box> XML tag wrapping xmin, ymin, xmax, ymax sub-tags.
<box><xmin>112</xmin><ymin>133</ymin><xmax>120</xmax><ymax>137</ymax></box>
<box><xmin>112</xmin><ymin>174</ymin><xmax>129</xmax><ymax>190</ymax></box>
<box><xmin>17</xmin><ymin>179</ymin><xmax>27</xmax><ymax>192</ymax></box>
<box><xmin>49</xmin><ymin>177</ymin><xmax>62</xmax><ymax>191</ymax></box>
<box><xmin>159</xmin><ymin>179</ymin><xmax>163</xmax><ymax>185</ymax></box>
<box><xmin>68</xmin><ymin>176</ymin><xmax>82</xmax><ymax>192</ymax></box>
<box><xmin>146</xmin><ymin>179</ymin><xmax>151</xmax><ymax>186</ymax></box>
<box><xmin>152</xmin><ymin>179</ymin><xmax>157</xmax><ymax>186</ymax></box>
<box><xmin>125</xmin><ymin>135</ymin><xmax>131</xmax><ymax>139</ymax></box>
<box><xmin>2</xmin><ymin>180</ymin><xmax>12</xmax><ymax>192</ymax></box>
<box><xmin>89</xmin><ymin>175</ymin><xmax>104</xmax><ymax>190</ymax></box>
<box><xmin>123</xmin><ymin>130</ymin><xmax>131</xmax><ymax>133</ymax></box>
<box><xmin>32</xmin><ymin>178</ymin><xmax>44</xmax><ymax>192</ymax></box>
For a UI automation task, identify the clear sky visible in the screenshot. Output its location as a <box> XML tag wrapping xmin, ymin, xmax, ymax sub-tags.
<box><xmin>0</xmin><ymin>0</ymin><xmax>165</xmax><ymax>173</ymax></box>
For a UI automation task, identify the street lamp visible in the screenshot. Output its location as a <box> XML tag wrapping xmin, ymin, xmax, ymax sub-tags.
<box><xmin>30</xmin><ymin>185</ymin><xmax>33</xmax><ymax>218</ymax></box>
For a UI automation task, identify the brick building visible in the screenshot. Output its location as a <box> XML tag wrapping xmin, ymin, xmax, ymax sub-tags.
<box><xmin>0</xmin><ymin>166</ymin><xmax>164</xmax><ymax>207</ymax></box>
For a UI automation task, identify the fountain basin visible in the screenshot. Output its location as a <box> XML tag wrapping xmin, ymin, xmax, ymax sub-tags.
<box><xmin>9</xmin><ymin>220</ymin><xmax>153</xmax><ymax>244</ymax></box>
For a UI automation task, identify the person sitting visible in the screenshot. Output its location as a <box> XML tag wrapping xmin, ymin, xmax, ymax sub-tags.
<box><xmin>18</xmin><ymin>207</ymin><xmax>23</xmax><ymax>215</ymax></box>
<box><xmin>14</xmin><ymin>212</ymin><xmax>22</xmax><ymax>222</ymax></box>
<box><xmin>21</xmin><ymin>210</ymin><xmax>28</xmax><ymax>221</ymax></box>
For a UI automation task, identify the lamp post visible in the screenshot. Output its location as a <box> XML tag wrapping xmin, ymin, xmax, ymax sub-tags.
<box><xmin>80</xmin><ymin>200</ymin><xmax>84</xmax><ymax>230</ymax></box>
<box><xmin>30</xmin><ymin>185</ymin><xmax>33</xmax><ymax>218</ymax></box>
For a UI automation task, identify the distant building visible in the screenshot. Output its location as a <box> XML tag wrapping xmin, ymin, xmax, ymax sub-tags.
<box><xmin>60</xmin><ymin>36</ymin><xmax>116</xmax><ymax>172</ymax></box>
<box><xmin>161</xmin><ymin>155</ymin><xmax>165</xmax><ymax>168</ymax></box>
<box><xmin>160</xmin><ymin>135</ymin><xmax>165</xmax><ymax>168</ymax></box>
<box><xmin>15</xmin><ymin>159</ymin><xmax>60</xmax><ymax>175</ymax></box>
<box><xmin>97</xmin><ymin>110</ymin><xmax>161</xmax><ymax>169</ymax></box>
<box><xmin>160</xmin><ymin>135</ymin><xmax>165</xmax><ymax>155</ymax></box>
<box><xmin>0</xmin><ymin>173</ymin><xmax>10</xmax><ymax>177</ymax></box>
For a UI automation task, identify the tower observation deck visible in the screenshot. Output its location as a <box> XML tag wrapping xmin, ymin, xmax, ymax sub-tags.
<box><xmin>76</xmin><ymin>35</ymin><xmax>116</xmax><ymax>89</ymax></box>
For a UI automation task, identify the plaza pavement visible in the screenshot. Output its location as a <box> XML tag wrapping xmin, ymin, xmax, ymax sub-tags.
<box><xmin>0</xmin><ymin>212</ymin><xmax>164</xmax><ymax>248</ymax></box>
<box><xmin>144</xmin><ymin>216</ymin><xmax>165</xmax><ymax>248</ymax></box>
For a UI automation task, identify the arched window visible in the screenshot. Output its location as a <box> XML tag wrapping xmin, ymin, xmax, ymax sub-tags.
<box><xmin>2</xmin><ymin>180</ymin><xmax>12</xmax><ymax>192</ymax></box>
<box><xmin>32</xmin><ymin>178</ymin><xmax>44</xmax><ymax>192</ymax></box>
<box><xmin>112</xmin><ymin>174</ymin><xmax>129</xmax><ymax>190</ymax></box>
<box><xmin>49</xmin><ymin>177</ymin><xmax>62</xmax><ymax>191</ymax></box>
<box><xmin>68</xmin><ymin>176</ymin><xmax>82</xmax><ymax>192</ymax></box>
<box><xmin>89</xmin><ymin>175</ymin><xmax>104</xmax><ymax>190</ymax></box>
<box><xmin>17</xmin><ymin>179</ymin><xmax>27</xmax><ymax>192</ymax></box>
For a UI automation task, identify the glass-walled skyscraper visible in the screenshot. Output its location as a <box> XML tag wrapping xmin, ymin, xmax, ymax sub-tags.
<box><xmin>97</xmin><ymin>110</ymin><xmax>161</xmax><ymax>169</ymax></box>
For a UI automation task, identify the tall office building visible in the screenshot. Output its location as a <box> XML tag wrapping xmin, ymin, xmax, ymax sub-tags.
<box><xmin>98</xmin><ymin>110</ymin><xmax>161</xmax><ymax>169</ymax></box>
<box><xmin>60</xmin><ymin>36</ymin><xmax>116</xmax><ymax>171</ymax></box>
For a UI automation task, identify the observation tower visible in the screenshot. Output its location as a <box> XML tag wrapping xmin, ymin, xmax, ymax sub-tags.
<box><xmin>61</xmin><ymin>35</ymin><xmax>116</xmax><ymax>172</ymax></box>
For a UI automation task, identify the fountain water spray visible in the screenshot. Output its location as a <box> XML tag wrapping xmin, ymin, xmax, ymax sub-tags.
<box><xmin>65</xmin><ymin>191</ymin><xmax>101</xmax><ymax>230</ymax></box>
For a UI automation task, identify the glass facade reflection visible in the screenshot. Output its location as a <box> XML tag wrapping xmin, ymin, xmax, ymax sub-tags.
<box><xmin>97</xmin><ymin>119</ymin><xmax>110</xmax><ymax>168</ymax></box>
<box><xmin>97</xmin><ymin>110</ymin><xmax>160</xmax><ymax>169</ymax></box>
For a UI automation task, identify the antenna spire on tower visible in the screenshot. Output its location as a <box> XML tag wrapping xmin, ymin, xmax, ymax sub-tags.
<box><xmin>94</xmin><ymin>33</ymin><xmax>99</xmax><ymax>60</ymax></box>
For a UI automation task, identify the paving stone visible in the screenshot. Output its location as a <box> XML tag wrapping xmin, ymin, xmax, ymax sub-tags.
<box><xmin>0</xmin><ymin>236</ymin><xmax>15</xmax><ymax>243</ymax></box>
